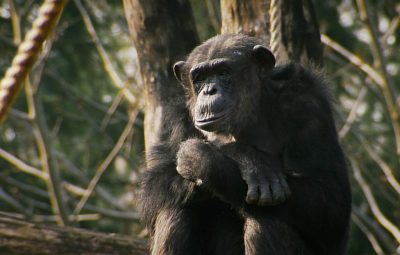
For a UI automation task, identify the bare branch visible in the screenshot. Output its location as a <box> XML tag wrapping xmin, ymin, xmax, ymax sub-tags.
<box><xmin>101</xmin><ymin>91</ymin><xmax>124</xmax><ymax>131</ymax></box>
<box><xmin>353</xmin><ymin>206</ymin><xmax>397</xmax><ymax>253</ymax></box>
<box><xmin>350</xmin><ymin>130</ymin><xmax>400</xmax><ymax>196</ymax></box>
<box><xmin>8</xmin><ymin>0</ymin><xmax>22</xmax><ymax>44</ymax></box>
<box><xmin>339</xmin><ymin>87</ymin><xmax>368</xmax><ymax>139</ymax></box>
<box><xmin>0</xmin><ymin>173</ymin><xmax>48</xmax><ymax>198</ymax></box>
<box><xmin>356</xmin><ymin>0</ymin><xmax>400</xmax><ymax>155</ymax></box>
<box><xmin>74</xmin><ymin>110</ymin><xmax>139</xmax><ymax>215</ymax></box>
<box><xmin>30</xmin><ymin>77</ymin><xmax>70</xmax><ymax>226</ymax></box>
<box><xmin>352</xmin><ymin>212</ymin><xmax>385</xmax><ymax>255</ymax></box>
<box><xmin>73</xmin><ymin>0</ymin><xmax>136</xmax><ymax>104</ymax></box>
<box><xmin>0</xmin><ymin>188</ymin><xmax>26</xmax><ymax>214</ymax></box>
<box><xmin>54</xmin><ymin>150</ymin><xmax>126</xmax><ymax>210</ymax></box>
<box><xmin>351</xmin><ymin>158</ymin><xmax>400</xmax><ymax>242</ymax></box>
<box><xmin>0</xmin><ymin>148</ymin><xmax>48</xmax><ymax>179</ymax></box>
<box><xmin>382</xmin><ymin>14</ymin><xmax>400</xmax><ymax>46</ymax></box>
<box><xmin>321</xmin><ymin>34</ymin><xmax>384</xmax><ymax>87</ymax></box>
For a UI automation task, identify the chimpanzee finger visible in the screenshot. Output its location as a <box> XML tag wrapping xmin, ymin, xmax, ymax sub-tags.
<box><xmin>246</xmin><ymin>184</ymin><xmax>260</xmax><ymax>205</ymax></box>
<box><xmin>271</xmin><ymin>180</ymin><xmax>285</xmax><ymax>204</ymax></box>
<box><xmin>258</xmin><ymin>182</ymin><xmax>273</xmax><ymax>206</ymax></box>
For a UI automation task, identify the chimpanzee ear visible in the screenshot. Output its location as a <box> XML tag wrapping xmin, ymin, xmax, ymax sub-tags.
<box><xmin>173</xmin><ymin>61</ymin><xmax>186</xmax><ymax>83</ymax></box>
<box><xmin>252</xmin><ymin>45</ymin><xmax>276</xmax><ymax>70</ymax></box>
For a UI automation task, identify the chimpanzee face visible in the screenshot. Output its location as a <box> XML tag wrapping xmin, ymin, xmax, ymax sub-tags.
<box><xmin>187</xmin><ymin>57</ymin><xmax>236</xmax><ymax>131</ymax></box>
<box><xmin>173</xmin><ymin>34</ymin><xmax>275</xmax><ymax>134</ymax></box>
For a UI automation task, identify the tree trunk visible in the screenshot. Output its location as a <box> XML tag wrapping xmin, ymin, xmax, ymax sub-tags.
<box><xmin>221</xmin><ymin>0</ymin><xmax>323</xmax><ymax>66</ymax></box>
<box><xmin>221</xmin><ymin>0</ymin><xmax>271</xmax><ymax>44</ymax></box>
<box><xmin>0</xmin><ymin>215</ymin><xmax>148</xmax><ymax>255</ymax></box>
<box><xmin>123</xmin><ymin>0</ymin><xmax>199</xmax><ymax>153</ymax></box>
<box><xmin>279</xmin><ymin>0</ymin><xmax>323</xmax><ymax>65</ymax></box>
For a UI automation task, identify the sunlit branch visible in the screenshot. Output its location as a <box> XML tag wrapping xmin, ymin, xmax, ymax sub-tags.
<box><xmin>351</xmin><ymin>158</ymin><xmax>400</xmax><ymax>243</ymax></box>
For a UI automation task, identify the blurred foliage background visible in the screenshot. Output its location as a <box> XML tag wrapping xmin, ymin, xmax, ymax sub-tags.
<box><xmin>0</xmin><ymin>0</ymin><xmax>399</xmax><ymax>254</ymax></box>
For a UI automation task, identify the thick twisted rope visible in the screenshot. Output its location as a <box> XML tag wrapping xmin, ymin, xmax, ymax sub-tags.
<box><xmin>269</xmin><ymin>0</ymin><xmax>288</xmax><ymax>64</ymax></box>
<box><xmin>0</xmin><ymin>0</ymin><xmax>68</xmax><ymax>124</ymax></box>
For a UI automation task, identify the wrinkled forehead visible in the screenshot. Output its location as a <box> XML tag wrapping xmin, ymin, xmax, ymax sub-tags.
<box><xmin>186</xmin><ymin>36</ymin><xmax>257</xmax><ymax>65</ymax></box>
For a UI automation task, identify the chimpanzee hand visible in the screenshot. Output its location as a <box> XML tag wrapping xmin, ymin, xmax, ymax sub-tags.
<box><xmin>223</xmin><ymin>144</ymin><xmax>291</xmax><ymax>206</ymax></box>
<box><xmin>176</xmin><ymin>138</ymin><xmax>212</xmax><ymax>185</ymax></box>
<box><xmin>242</xmin><ymin>157</ymin><xmax>290</xmax><ymax>206</ymax></box>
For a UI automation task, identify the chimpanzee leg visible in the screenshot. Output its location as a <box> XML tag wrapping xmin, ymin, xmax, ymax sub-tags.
<box><xmin>151</xmin><ymin>208</ymin><xmax>203</xmax><ymax>255</ymax></box>
<box><xmin>244</xmin><ymin>217</ymin><xmax>311</xmax><ymax>255</ymax></box>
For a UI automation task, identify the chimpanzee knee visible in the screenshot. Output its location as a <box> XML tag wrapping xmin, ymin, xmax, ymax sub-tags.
<box><xmin>152</xmin><ymin>208</ymin><xmax>203</xmax><ymax>255</ymax></box>
<box><xmin>244</xmin><ymin>217</ymin><xmax>311</xmax><ymax>255</ymax></box>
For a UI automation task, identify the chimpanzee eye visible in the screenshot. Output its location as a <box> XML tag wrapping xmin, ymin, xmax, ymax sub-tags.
<box><xmin>192</xmin><ymin>76</ymin><xmax>206</xmax><ymax>92</ymax></box>
<box><xmin>193</xmin><ymin>73</ymin><xmax>206</xmax><ymax>84</ymax></box>
<box><xmin>218</xmin><ymin>68</ymin><xmax>230</xmax><ymax>77</ymax></box>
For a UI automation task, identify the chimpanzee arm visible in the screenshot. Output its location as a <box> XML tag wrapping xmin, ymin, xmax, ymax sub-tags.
<box><xmin>221</xmin><ymin>143</ymin><xmax>291</xmax><ymax>207</ymax></box>
<box><xmin>140</xmin><ymin>139</ymin><xmax>250</xmax><ymax>231</ymax></box>
<box><xmin>176</xmin><ymin>138</ymin><xmax>249</xmax><ymax>209</ymax></box>
<box><xmin>270</xmin><ymin>63</ymin><xmax>351</xmax><ymax>246</ymax></box>
<box><xmin>139</xmin><ymin>143</ymin><xmax>207</xmax><ymax>229</ymax></box>
<box><xmin>283</xmin><ymin>120</ymin><xmax>351</xmax><ymax>252</ymax></box>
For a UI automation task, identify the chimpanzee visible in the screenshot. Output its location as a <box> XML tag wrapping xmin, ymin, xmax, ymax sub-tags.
<box><xmin>139</xmin><ymin>34</ymin><xmax>351</xmax><ymax>255</ymax></box>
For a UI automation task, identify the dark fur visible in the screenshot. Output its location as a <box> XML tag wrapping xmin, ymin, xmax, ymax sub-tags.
<box><xmin>139</xmin><ymin>34</ymin><xmax>351</xmax><ymax>255</ymax></box>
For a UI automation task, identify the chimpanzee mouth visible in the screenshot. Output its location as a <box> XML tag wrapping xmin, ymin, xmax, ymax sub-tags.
<box><xmin>195</xmin><ymin>112</ymin><xmax>227</xmax><ymax>130</ymax></box>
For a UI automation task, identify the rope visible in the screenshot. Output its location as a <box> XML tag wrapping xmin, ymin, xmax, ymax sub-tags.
<box><xmin>269</xmin><ymin>0</ymin><xmax>288</xmax><ymax>64</ymax></box>
<box><xmin>0</xmin><ymin>0</ymin><xmax>68</xmax><ymax>124</ymax></box>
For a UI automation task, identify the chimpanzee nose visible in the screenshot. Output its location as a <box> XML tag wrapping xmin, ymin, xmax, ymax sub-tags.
<box><xmin>203</xmin><ymin>84</ymin><xmax>218</xmax><ymax>95</ymax></box>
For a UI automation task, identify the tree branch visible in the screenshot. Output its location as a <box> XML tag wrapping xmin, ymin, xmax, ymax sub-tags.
<box><xmin>0</xmin><ymin>215</ymin><xmax>148</xmax><ymax>255</ymax></box>
<box><xmin>73</xmin><ymin>0</ymin><xmax>136</xmax><ymax>104</ymax></box>
<box><xmin>74</xmin><ymin>110</ymin><xmax>139</xmax><ymax>215</ymax></box>
<box><xmin>351</xmin><ymin>158</ymin><xmax>400</xmax><ymax>243</ymax></box>
<box><xmin>356</xmin><ymin>0</ymin><xmax>400</xmax><ymax>155</ymax></box>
